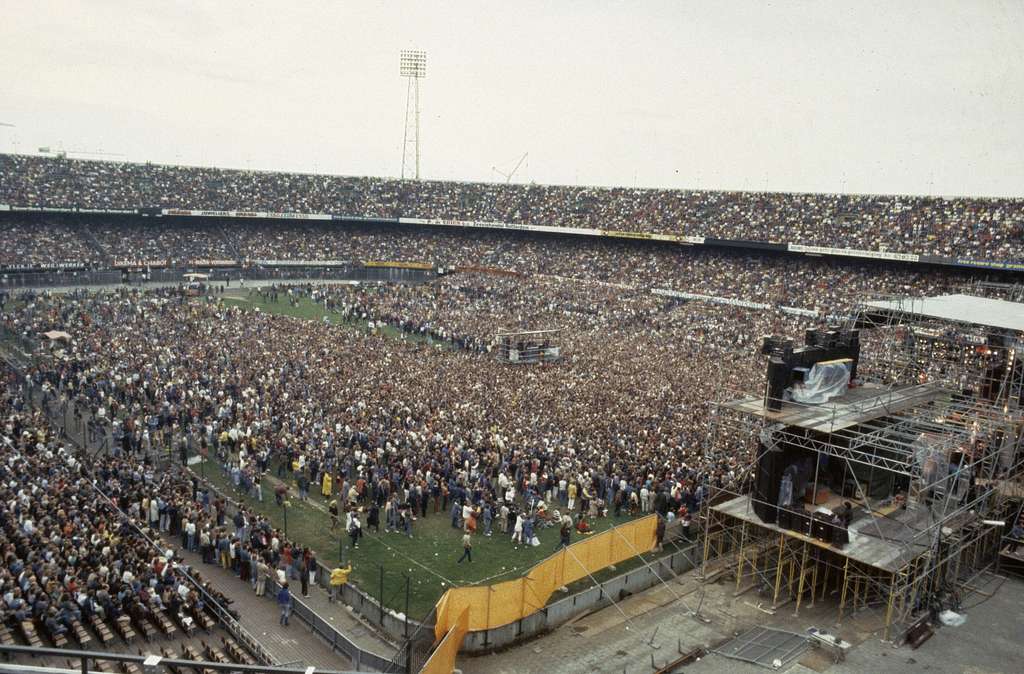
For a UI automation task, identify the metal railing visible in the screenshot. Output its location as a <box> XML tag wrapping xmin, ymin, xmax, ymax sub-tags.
<box><xmin>187</xmin><ymin>469</ymin><xmax>407</xmax><ymax>673</ymax></box>
<box><xmin>253</xmin><ymin>578</ymin><xmax>399</xmax><ymax>673</ymax></box>
<box><xmin>0</xmin><ymin>645</ymin><xmax>358</xmax><ymax>674</ymax></box>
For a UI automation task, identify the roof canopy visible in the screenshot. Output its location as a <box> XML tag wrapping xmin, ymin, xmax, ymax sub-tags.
<box><xmin>865</xmin><ymin>294</ymin><xmax>1024</xmax><ymax>332</ymax></box>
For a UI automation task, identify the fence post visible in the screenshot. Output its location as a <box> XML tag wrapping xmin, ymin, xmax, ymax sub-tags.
<box><xmin>404</xmin><ymin>574</ymin><xmax>410</xmax><ymax>639</ymax></box>
<box><xmin>379</xmin><ymin>565</ymin><xmax>385</xmax><ymax>625</ymax></box>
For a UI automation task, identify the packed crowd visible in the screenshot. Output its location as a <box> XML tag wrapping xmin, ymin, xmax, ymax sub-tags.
<box><xmin>0</xmin><ymin>218</ymin><xmax>975</xmax><ymax>317</ymax></box>
<box><xmin>2</xmin><ymin>153</ymin><xmax>1021</xmax><ymax>259</ymax></box>
<box><xmin>279</xmin><ymin>274</ymin><xmax>669</xmax><ymax>353</ymax></box>
<box><xmin>1</xmin><ymin>221</ymin><xmax>962</xmax><ymax>531</ymax></box>
<box><xmin>0</xmin><ymin>219</ymin><xmax>105</xmax><ymax>268</ymax></box>
<box><xmin>0</xmin><ymin>223</ymin><xmax>971</xmax><ymax>615</ymax></box>
<box><xmin>3</xmin><ymin>283</ymin><xmax>803</xmax><ymax>563</ymax></box>
<box><xmin>0</xmin><ymin>359</ymin><xmax>353</xmax><ymax>637</ymax></box>
<box><xmin>0</xmin><ymin>371</ymin><xmax>246</xmax><ymax>643</ymax></box>
<box><xmin>240</xmin><ymin>224</ymin><xmax>969</xmax><ymax>314</ymax></box>
<box><xmin>89</xmin><ymin>220</ymin><xmax>238</xmax><ymax>264</ymax></box>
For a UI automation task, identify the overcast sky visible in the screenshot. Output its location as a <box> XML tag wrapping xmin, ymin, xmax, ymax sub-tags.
<box><xmin>2</xmin><ymin>1</ymin><xmax>1022</xmax><ymax>197</ymax></box>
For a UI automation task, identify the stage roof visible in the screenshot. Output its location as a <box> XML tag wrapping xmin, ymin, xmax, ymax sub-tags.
<box><xmin>865</xmin><ymin>294</ymin><xmax>1024</xmax><ymax>332</ymax></box>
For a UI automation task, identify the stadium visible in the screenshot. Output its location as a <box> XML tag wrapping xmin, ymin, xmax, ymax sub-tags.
<box><xmin>2</xmin><ymin>4</ymin><xmax>1024</xmax><ymax>674</ymax></box>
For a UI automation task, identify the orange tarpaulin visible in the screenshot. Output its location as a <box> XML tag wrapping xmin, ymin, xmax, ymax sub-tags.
<box><xmin>433</xmin><ymin>514</ymin><xmax>658</xmax><ymax>641</ymax></box>
<box><xmin>420</xmin><ymin>606</ymin><xmax>469</xmax><ymax>674</ymax></box>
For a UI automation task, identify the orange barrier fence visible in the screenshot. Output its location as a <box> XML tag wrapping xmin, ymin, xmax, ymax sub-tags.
<box><xmin>433</xmin><ymin>514</ymin><xmax>658</xmax><ymax>641</ymax></box>
<box><xmin>419</xmin><ymin>606</ymin><xmax>469</xmax><ymax>674</ymax></box>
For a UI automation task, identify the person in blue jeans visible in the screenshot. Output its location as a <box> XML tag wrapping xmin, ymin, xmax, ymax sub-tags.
<box><xmin>482</xmin><ymin>503</ymin><xmax>493</xmax><ymax>537</ymax></box>
<box><xmin>457</xmin><ymin>533</ymin><xmax>473</xmax><ymax>564</ymax></box>
<box><xmin>277</xmin><ymin>582</ymin><xmax>292</xmax><ymax>626</ymax></box>
<box><xmin>450</xmin><ymin>499</ymin><xmax>461</xmax><ymax>529</ymax></box>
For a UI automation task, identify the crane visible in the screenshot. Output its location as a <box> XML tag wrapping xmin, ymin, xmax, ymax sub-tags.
<box><xmin>491</xmin><ymin>152</ymin><xmax>528</xmax><ymax>184</ymax></box>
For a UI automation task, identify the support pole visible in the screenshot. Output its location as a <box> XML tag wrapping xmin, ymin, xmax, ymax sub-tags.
<box><xmin>414</xmin><ymin>78</ymin><xmax>421</xmax><ymax>180</ymax></box>
<box><xmin>735</xmin><ymin>521</ymin><xmax>748</xmax><ymax>595</ymax></box>
<box><xmin>404</xmin><ymin>574</ymin><xmax>410</xmax><ymax>638</ymax></box>
<box><xmin>883</xmin><ymin>573</ymin><xmax>897</xmax><ymax>642</ymax></box>
<box><xmin>795</xmin><ymin>542</ymin><xmax>809</xmax><ymax>616</ymax></box>
<box><xmin>772</xmin><ymin>534</ymin><xmax>786</xmax><ymax>607</ymax></box>
<box><xmin>701</xmin><ymin>512</ymin><xmax>713</xmax><ymax>574</ymax></box>
<box><xmin>809</xmin><ymin>550</ymin><xmax>819</xmax><ymax>608</ymax></box>
<box><xmin>838</xmin><ymin>557</ymin><xmax>851</xmax><ymax>624</ymax></box>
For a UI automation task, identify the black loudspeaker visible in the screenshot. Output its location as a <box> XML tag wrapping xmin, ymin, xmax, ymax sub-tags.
<box><xmin>753</xmin><ymin>444</ymin><xmax>784</xmax><ymax>523</ymax></box>
<box><xmin>811</xmin><ymin>513</ymin><xmax>834</xmax><ymax>542</ymax></box>
<box><xmin>789</xmin><ymin>508</ymin><xmax>812</xmax><ymax>535</ymax></box>
<box><xmin>765</xmin><ymin>358</ymin><xmax>789</xmax><ymax>411</ymax></box>
<box><xmin>847</xmin><ymin>331</ymin><xmax>860</xmax><ymax>380</ymax></box>
<box><xmin>777</xmin><ymin>507</ymin><xmax>793</xmax><ymax>530</ymax></box>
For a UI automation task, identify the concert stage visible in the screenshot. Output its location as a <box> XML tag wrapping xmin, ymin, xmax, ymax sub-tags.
<box><xmin>703</xmin><ymin>291</ymin><xmax>1024</xmax><ymax>644</ymax></box>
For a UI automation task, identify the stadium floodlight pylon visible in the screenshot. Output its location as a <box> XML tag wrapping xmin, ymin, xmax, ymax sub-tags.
<box><xmin>400</xmin><ymin>49</ymin><xmax>427</xmax><ymax>181</ymax></box>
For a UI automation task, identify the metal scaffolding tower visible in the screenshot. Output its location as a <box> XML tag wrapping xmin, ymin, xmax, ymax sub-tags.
<box><xmin>400</xmin><ymin>49</ymin><xmax>427</xmax><ymax>181</ymax></box>
<box><xmin>699</xmin><ymin>289</ymin><xmax>1024</xmax><ymax>644</ymax></box>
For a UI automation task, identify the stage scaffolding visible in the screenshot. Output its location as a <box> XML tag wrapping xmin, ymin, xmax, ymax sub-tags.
<box><xmin>699</xmin><ymin>290</ymin><xmax>1024</xmax><ymax>643</ymax></box>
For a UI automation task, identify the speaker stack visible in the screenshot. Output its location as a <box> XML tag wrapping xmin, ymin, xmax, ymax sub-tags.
<box><xmin>753</xmin><ymin>442</ymin><xmax>784</xmax><ymax>524</ymax></box>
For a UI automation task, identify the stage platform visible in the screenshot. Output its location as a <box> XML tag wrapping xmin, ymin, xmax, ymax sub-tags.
<box><xmin>722</xmin><ymin>382</ymin><xmax>947</xmax><ymax>433</ymax></box>
<box><xmin>713</xmin><ymin>494</ymin><xmax>933</xmax><ymax>572</ymax></box>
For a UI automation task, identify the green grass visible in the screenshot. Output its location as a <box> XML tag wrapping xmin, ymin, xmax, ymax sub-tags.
<box><xmin>193</xmin><ymin>458</ymin><xmax>652</xmax><ymax>620</ymax></box>
<box><xmin>219</xmin><ymin>293</ymin><xmax>445</xmax><ymax>347</ymax></box>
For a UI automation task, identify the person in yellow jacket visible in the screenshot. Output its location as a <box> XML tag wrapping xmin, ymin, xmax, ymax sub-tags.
<box><xmin>321</xmin><ymin>472</ymin><xmax>333</xmax><ymax>499</ymax></box>
<box><xmin>329</xmin><ymin>564</ymin><xmax>352</xmax><ymax>603</ymax></box>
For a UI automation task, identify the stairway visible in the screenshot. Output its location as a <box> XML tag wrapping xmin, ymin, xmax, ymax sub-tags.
<box><xmin>78</xmin><ymin>222</ymin><xmax>113</xmax><ymax>265</ymax></box>
<box><xmin>218</xmin><ymin>225</ymin><xmax>243</xmax><ymax>262</ymax></box>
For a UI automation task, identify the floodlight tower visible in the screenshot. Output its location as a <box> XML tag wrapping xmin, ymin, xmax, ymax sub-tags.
<box><xmin>400</xmin><ymin>49</ymin><xmax>426</xmax><ymax>180</ymax></box>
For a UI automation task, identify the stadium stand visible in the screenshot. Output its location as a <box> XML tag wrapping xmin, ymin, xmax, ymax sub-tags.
<box><xmin>0</xmin><ymin>383</ymin><xmax>274</xmax><ymax>671</ymax></box>
<box><xmin>1</xmin><ymin>153</ymin><xmax>1022</xmax><ymax>260</ymax></box>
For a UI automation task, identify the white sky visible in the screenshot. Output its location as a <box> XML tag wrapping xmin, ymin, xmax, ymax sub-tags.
<box><xmin>2</xmin><ymin>0</ymin><xmax>1022</xmax><ymax>197</ymax></box>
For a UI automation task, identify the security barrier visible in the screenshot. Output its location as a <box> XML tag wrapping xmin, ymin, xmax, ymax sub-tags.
<box><xmin>419</xmin><ymin>607</ymin><xmax>468</xmax><ymax>674</ymax></box>
<box><xmin>432</xmin><ymin>514</ymin><xmax>658</xmax><ymax>641</ymax></box>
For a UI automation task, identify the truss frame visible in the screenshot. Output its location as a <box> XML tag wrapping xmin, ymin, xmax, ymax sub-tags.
<box><xmin>699</xmin><ymin>288</ymin><xmax>1024</xmax><ymax>643</ymax></box>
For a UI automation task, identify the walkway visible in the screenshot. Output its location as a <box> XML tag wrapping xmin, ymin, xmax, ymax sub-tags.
<box><xmin>171</xmin><ymin>543</ymin><xmax>348</xmax><ymax>669</ymax></box>
<box><xmin>172</xmin><ymin>477</ymin><xmax>399</xmax><ymax>655</ymax></box>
